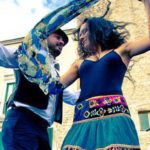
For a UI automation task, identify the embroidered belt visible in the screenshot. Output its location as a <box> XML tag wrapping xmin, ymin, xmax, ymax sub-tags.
<box><xmin>73</xmin><ymin>95</ymin><xmax>130</xmax><ymax>123</ymax></box>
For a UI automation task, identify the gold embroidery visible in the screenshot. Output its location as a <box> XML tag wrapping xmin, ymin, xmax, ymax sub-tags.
<box><xmin>84</xmin><ymin>111</ymin><xmax>90</xmax><ymax>118</ymax></box>
<box><xmin>63</xmin><ymin>144</ymin><xmax>140</xmax><ymax>150</ymax></box>
<box><xmin>77</xmin><ymin>104</ymin><xmax>83</xmax><ymax>110</ymax></box>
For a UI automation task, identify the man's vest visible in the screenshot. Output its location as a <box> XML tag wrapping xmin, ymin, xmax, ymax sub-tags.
<box><xmin>7</xmin><ymin>70</ymin><xmax>62</xmax><ymax>123</ymax></box>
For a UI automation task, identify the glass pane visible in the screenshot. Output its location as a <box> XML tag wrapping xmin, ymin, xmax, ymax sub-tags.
<box><xmin>3</xmin><ymin>82</ymin><xmax>16</xmax><ymax>114</ymax></box>
<box><xmin>139</xmin><ymin>112</ymin><xmax>150</xmax><ymax>130</ymax></box>
<box><xmin>7</xmin><ymin>84</ymin><xmax>14</xmax><ymax>99</ymax></box>
<box><xmin>0</xmin><ymin>131</ymin><xmax>4</xmax><ymax>150</ymax></box>
<box><xmin>47</xmin><ymin>127</ymin><xmax>53</xmax><ymax>149</ymax></box>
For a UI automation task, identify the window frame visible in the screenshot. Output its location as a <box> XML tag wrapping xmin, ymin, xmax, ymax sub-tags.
<box><xmin>138</xmin><ymin>111</ymin><xmax>150</xmax><ymax>131</ymax></box>
<box><xmin>0</xmin><ymin>80</ymin><xmax>15</xmax><ymax>117</ymax></box>
<box><xmin>47</xmin><ymin>127</ymin><xmax>53</xmax><ymax>149</ymax></box>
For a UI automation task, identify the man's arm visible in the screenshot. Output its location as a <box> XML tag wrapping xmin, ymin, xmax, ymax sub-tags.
<box><xmin>0</xmin><ymin>44</ymin><xmax>18</xmax><ymax>68</ymax></box>
<box><xmin>63</xmin><ymin>89</ymin><xmax>80</xmax><ymax>105</ymax></box>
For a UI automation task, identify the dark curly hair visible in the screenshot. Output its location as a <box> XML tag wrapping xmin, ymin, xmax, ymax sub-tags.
<box><xmin>74</xmin><ymin>17</ymin><xmax>130</xmax><ymax>59</ymax></box>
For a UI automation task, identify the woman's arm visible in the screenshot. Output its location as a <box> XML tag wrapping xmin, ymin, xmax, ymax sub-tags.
<box><xmin>60</xmin><ymin>61</ymin><xmax>79</xmax><ymax>87</ymax></box>
<box><xmin>124</xmin><ymin>37</ymin><xmax>150</xmax><ymax>58</ymax></box>
<box><xmin>48</xmin><ymin>60</ymin><xmax>80</xmax><ymax>94</ymax></box>
<box><xmin>128</xmin><ymin>0</ymin><xmax>150</xmax><ymax>58</ymax></box>
<box><xmin>117</xmin><ymin>0</ymin><xmax>150</xmax><ymax>63</ymax></box>
<box><xmin>141</xmin><ymin>0</ymin><xmax>150</xmax><ymax>37</ymax></box>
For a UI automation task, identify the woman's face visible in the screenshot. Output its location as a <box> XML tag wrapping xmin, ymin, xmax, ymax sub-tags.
<box><xmin>79</xmin><ymin>22</ymin><xmax>93</xmax><ymax>51</ymax></box>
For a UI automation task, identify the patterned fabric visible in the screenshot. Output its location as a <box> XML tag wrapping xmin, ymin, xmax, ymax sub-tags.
<box><xmin>61</xmin><ymin>95</ymin><xmax>140</xmax><ymax>150</ymax></box>
<box><xmin>63</xmin><ymin>146</ymin><xmax>140</xmax><ymax>150</ymax></box>
<box><xmin>74</xmin><ymin>95</ymin><xmax>130</xmax><ymax>123</ymax></box>
<box><xmin>16</xmin><ymin>0</ymin><xmax>99</xmax><ymax>95</ymax></box>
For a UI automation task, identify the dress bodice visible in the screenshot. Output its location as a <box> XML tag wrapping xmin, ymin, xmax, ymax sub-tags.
<box><xmin>78</xmin><ymin>51</ymin><xmax>127</xmax><ymax>101</ymax></box>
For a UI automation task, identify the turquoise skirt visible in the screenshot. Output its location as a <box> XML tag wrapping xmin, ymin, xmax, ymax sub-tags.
<box><xmin>61</xmin><ymin>95</ymin><xmax>140</xmax><ymax>150</ymax></box>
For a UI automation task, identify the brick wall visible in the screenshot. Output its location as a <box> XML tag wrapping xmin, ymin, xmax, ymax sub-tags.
<box><xmin>0</xmin><ymin>1</ymin><xmax>150</xmax><ymax>149</ymax></box>
<box><xmin>53</xmin><ymin>0</ymin><xmax>150</xmax><ymax>150</ymax></box>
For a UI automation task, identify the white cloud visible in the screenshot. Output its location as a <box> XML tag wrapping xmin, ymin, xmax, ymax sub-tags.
<box><xmin>0</xmin><ymin>0</ymin><xmax>76</xmax><ymax>41</ymax></box>
<box><xmin>0</xmin><ymin>0</ymin><xmax>46</xmax><ymax>41</ymax></box>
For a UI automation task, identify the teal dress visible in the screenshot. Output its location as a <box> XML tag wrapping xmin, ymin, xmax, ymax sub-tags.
<box><xmin>61</xmin><ymin>51</ymin><xmax>140</xmax><ymax>150</ymax></box>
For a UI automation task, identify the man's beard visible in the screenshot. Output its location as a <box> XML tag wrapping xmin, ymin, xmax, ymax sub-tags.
<box><xmin>47</xmin><ymin>43</ymin><xmax>61</xmax><ymax>58</ymax></box>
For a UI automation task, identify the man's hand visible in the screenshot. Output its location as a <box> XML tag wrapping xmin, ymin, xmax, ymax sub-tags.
<box><xmin>48</xmin><ymin>81</ymin><xmax>65</xmax><ymax>94</ymax></box>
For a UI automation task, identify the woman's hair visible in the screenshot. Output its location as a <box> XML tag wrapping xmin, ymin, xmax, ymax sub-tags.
<box><xmin>74</xmin><ymin>17</ymin><xmax>130</xmax><ymax>59</ymax></box>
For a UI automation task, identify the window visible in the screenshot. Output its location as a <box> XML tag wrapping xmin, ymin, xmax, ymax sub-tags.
<box><xmin>47</xmin><ymin>127</ymin><xmax>53</xmax><ymax>149</ymax></box>
<box><xmin>0</xmin><ymin>131</ymin><xmax>4</xmax><ymax>150</ymax></box>
<box><xmin>3</xmin><ymin>82</ymin><xmax>16</xmax><ymax>114</ymax></box>
<box><xmin>139</xmin><ymin>111</ymin><xmax>150</xmax><ymax>131</ymax></box>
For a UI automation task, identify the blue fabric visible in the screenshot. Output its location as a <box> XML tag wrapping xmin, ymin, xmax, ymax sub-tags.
<box><xmin>62</xmin><ymin>115</ymin><xmax>140</xmax><ymax>150</ymax></box>
<box><xmin>17</xmin><ymin>0</ymin><xmax>100</xmax><ymax>95</ymax></box>
<box><xmin>61</xmin><ymin>98</ymin><xmax>140</xmax><ymax>150</ymax></box>
<box><xmin>2</xmin><ymin>108</ymin><xmax>51</xmax><ymax>150</ymax></box>
<box><xmin>48</xmin><ymin>81</ymin><xmax>64</xmax><ymax>94</ymax></box>
<box><xmin>78</xmin><ymin>51</ymin><xmax>127</xmax><ymax>101</ymax></box>
<box><xmin>73</xmin><ymin>95</ymin><xmax>130</xmax><ymax>122</ymax></box>
<box><xmin>61</xmin><ymin>50</ymin><xmax>140</xmax><ymax>150</ymax></box>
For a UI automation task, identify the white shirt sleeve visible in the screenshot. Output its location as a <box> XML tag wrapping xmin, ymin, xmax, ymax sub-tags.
<box><xmin>0</xmin><ymin>44</ymin><xmax>18</xmax><ymax>68</ymax></box>
<box><xmin>63</xmin><ymin>89</ymin><xmax>81</xmax><ymax>105</ymax></box>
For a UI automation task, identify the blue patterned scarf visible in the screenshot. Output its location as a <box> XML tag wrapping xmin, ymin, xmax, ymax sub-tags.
<box><xmin>17</xmin><ymin>0</ymin><xmax>100</xmax><ymax>95</ymax></box>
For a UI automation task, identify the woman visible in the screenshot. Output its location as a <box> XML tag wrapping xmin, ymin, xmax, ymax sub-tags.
<box><xmin>60</xmin><ymin>1</ymin><xmax>150</xmax><ymax>149</ymax></box>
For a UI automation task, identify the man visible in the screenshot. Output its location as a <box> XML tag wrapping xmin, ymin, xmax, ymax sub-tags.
<box><xmin>0</xmin><ymin>29</ymin><xmax>79</xmax><ymax>150</ymax></box>
<box><xmin>0</xmin><ymin>1</ymin><xmax>101</xmax><ymax>149</ymax></box>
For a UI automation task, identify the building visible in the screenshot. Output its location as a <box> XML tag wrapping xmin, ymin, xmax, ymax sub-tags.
<box><xmin>0</xmin><ymin>0</ymin><xmax>150</xmax><ymax>150</ymax></box>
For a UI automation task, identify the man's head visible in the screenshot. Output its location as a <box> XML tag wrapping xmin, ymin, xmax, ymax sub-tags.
<box><xmin>75</xmin><ymin>17</ymin><xmax>129</xmax><ymax>59</ymax></box>
<box><xmin>47</xmin><ymin>29</ymin><xmax>68</xmax><ymax>58</ymax></box>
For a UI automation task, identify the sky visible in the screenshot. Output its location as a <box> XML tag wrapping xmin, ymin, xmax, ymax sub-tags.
<box><xmin>0</xmin><ymin>0</ymin><xmax>76</xmax><ymax>41</ymax></box>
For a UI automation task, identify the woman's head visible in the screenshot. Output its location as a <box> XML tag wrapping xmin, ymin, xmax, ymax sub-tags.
<box><xmin>75</xmin><ymin>17</ymin><xmax>129</xmax><ymax>58</ymax></box>
<box><xmin>79</xmin><ymin>21</ymin><xmax>94</xmax><ymax>53</ymax></box>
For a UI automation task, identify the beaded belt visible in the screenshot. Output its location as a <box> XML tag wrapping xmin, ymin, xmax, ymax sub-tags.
<box><xmin>73</xmin><ymin>95</ymin><xmax>130</xmax><ymax>124</ymax></box>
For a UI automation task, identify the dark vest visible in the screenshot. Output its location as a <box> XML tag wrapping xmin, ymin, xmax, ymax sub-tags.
<box><xmin>7</xmin><ymin>70</ymin><xmax>62</xmax><ymax>123</ymax></box>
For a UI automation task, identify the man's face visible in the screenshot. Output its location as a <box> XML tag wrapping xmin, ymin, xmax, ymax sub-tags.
<box><xmin>47</xmin><ymin>33</ymin><xmax>65</xmax><ymax>58</ymax></box>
